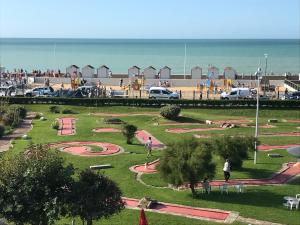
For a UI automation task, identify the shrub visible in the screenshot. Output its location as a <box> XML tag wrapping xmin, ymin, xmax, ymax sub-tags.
<box><xmin>0</xmin><ymin>125</ymin><xmax>5</xmax><ymax>138</ymax></box>
<box><xmin>49</xmin><ymin>106</ymin><xmax>60</xmax><ymax>113</ymax></box>
<box><xmin>122</xmin><ymin>124</ymin><xmax>137</xmax><ymax>144</ymax></box>
<box><xmin>212</xmin><ymin>135</ymin><xmax>256</xmax><ymax>169</ymax></box>
<box><xmin>103</xmin><ymin>117</ymin><xmax>124</xmax><ymax>124</ymax></box>
<box><xmin>62</xmin><ymin>109</ymin><xmax>74</xmax><ymax>114</ymax></box>
<box><xmin>2</xmin><ymin>110</ymin><xmax>17</xmax><ymax>127</ymax></box>
<box><xmin>51</xmin><ymin>120</ymin><xmax>60</xmax><ymax>130</ymax></box>
<box><xmin>9</xmin><ymin>105</ymin><xmax>27</xmax><ymax>119</ymax></box>
<box><xmin>34</xmin><ymin>113</ymin><xmax>43</xmax><ymax>119</ymax></box>
<box><xmin>160</xmin><ymin>105</ymin><xmax>181</xmax><ymax>120</ymax></box>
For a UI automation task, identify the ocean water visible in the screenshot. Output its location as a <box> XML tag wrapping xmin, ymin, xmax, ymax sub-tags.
<box><xmin>0</xmin><ymin>38</ymin><xmax>299</xmax><ymax>75</ymax></box>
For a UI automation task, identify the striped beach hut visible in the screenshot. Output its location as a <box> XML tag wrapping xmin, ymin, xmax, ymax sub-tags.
<box><xmin>223</xmin><ymin>67</ymin><xmax>237</xmax><ymax>79</ymax></box>
<box><xmin>97</xmin><ymin>65</ymin><xmax>110</xmax><ymax>78</ymax></box>
<box><xmin>82</xmin><ymin>65</ymin><xmax>95</xmax><ymax>78</ymax></box>
<box><xmin>191</xmin><ymin>66</ymin><xmax>202</xmax><ymax>79</ymax></box>
<box><xmin>159</xmin><ymin>66</ymin><xmax>171</xmax><ymax>79</ymax></box>
<box><xmin>66</xmin><ymin>65</ymin><xmax>80</xmax><ymax>77</ymax></box>
<box><xmin>128</xmin><ymin>66</ymin><xmax>140</xmax><ymax>77</ymax></box>
<box><xmin>143</xmin><ymin>66</ymin><xmax>156</xmax><ymax>79</ymax></box>
<box><xmin>208</xmin><ymin>66</ymin><xmax>219</xmax><ymax>79</ymax></box>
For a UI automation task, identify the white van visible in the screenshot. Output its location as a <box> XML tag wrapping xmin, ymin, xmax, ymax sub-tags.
<box><xmin>149</xmin><ymin>87</ymin><xmax>179</xmax><ymax>99</ymax></box>
<box><xmin>220</xmin><ymin>88</ymin><xmax>251</xmax><ymax>100</ymax></box>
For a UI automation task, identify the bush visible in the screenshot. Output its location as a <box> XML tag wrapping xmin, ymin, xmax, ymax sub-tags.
<box><xmin>103</xmin><ymin>117</ymin><xmax>124</xmax><ymax>124</ymax></box>
<box><xmin>49</xmin><ymin>106</ymin><xmax>60</xmax><ymax>113</ymax></box>
<box><xmin>122</xmin><ymin>124</ymin><xmax>137</xmax><ymax>144</ymax></box>
<box><xmin>2</xmin><ymin>111</ymin><xmax>16</xmax><ymax>126</ymax></box>
<box><xmin>0</xmin><ymin>125</ymin><xmax>5</xmax><ymax>138</ymax></box>
<box><xmin>62</xmin><ymin>109</ymin><xmax>74</xmax><ymax>114</ymax></box>
<box><xmin>9</xmin><ymin>105</ymin><xmax>27</xmax><ymax>119</ymax></box>
<box><xmin>212</xmin><ymin>136</ymin><xmax>256</xmax><ymax>169</ymax></box>
<box><xmin>51</xmin><ymin>120</ymin><xmax>60</xmax><ymax>130</ymax></box>
<box><xmin>160</xmin><ymin>105</ymin><xmax>181</xmax><ymax>120</ymax></box>
<box><xmin>34</xmin><ymin>113</ymin><xmax>43</xmax><ymax>119</ymax></box>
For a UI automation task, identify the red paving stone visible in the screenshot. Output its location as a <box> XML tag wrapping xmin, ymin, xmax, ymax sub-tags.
<box><xmin>239</xmin><ymin>124</ymin><xmax>275</xmax><ymax>128</ymax></box>
<box><xmin>257</xmin><ymin>144</ymin><xmax>300</xmax><ymax>151</ymax></box>
<box><xmin>166</xmin><ymin>127</ymin><xmax>224</xmax><ymax>133</ymax></box>
<box><xmin>93</xmin><ymin>128</ymin><xmax>121</xmax><ymax>133</ymax></box>
<box><xmin>135</xmin><ymin>130</ymin><xmax>166</xmax><ymax>149</ymax></box>
<box><xmin>92</xmin><ymin>112</ymin><xmax>157</xmax><ymax>117</ymax></box>
<box><xmin>213</xmin><ymin>119</ymin><xmax>253</xmax><ymax>124</ymax></box>
<box><xmin>122</xmin><ymin>197</ymin><xmax>230</xmax><ymax>221</ymax></box>
<box><xmin>130</xmin><ymin>159</ymin><xmax>160</xmax><ymax>174</ymax></box>
<box><xmin>286</xmin><ymin>120</ymin><xmax>300</xmax><ymax>123</ymax></box>
<box><xmin>58</xmin><ymin>117</ymin><xmax>76</xmax><ymax>136</ymax></box>
<box><xmin>260</xmin><ymin>132</ymin><xmax>300</xmax><ymax>137</ymax></box>
<box><xmin>49</xmin><ymin>141</ymin><xmax>122</xmax><ymax>156</ymax></box>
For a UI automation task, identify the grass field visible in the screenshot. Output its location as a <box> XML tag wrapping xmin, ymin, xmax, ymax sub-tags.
<box><xmin>3</xmin><ymin>105</ymin><xmax>300</xmax><ymax>225</ymax></box>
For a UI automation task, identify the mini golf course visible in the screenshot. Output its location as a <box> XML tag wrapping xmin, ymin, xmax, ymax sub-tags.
<box><xmin>4</xmin><ymin>105</ymin><xmax>300</xmax><ymax>225</ymax></box>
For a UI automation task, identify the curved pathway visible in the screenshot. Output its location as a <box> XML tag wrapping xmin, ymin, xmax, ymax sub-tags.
<box><xmin>0</xmin><ymin>112</ymin><xmax>35</xmax><ymax>153</ymax></box>
<box><xmin>49</xmin><ymin>141</ymin><xmax>123</xmax><ymax>156</ymax></box>
<box><xmin>58</xmin><ymin>117</ymin><xmax>76</xmax><ymax>136</ymax></box>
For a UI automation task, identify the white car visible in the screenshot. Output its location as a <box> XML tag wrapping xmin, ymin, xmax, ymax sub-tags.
<box><xmin>149</xmin><ymin>87</ymin><xmax>179</xmax><ymax>99</ymax></box>
<box><xmin>25</xmin><ymin>86</ymin><xmax>54</xmax><ymax>97</ymax></box>
<box><xmin>220</xmin><ymin>88</ymin><xmax>251</xmax><ymax>100</ymax></box>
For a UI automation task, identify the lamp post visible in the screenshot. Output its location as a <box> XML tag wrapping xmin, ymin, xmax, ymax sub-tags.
<box><xmin>263</xmin><ymin>53</ymin><xmax>268</xmax><ymax>96</ymax></box>
<box><xmin>254</xmin><ymin>67</ymin><xmax>262</xmax><ymax>164</ymax></box>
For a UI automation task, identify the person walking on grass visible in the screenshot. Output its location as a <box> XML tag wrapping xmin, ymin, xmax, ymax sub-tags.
<box><xmin>145</xmin><ymin>137</ymin><xmax>153</xmax><ymax>157</ymax></box>
<box><xmin>223</xmin><ymin>159</ymin><xmax>231</xmax><ymax>182</ymax></box>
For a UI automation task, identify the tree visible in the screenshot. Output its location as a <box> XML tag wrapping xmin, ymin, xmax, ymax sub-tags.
<box><xmin>68</xmin><ymin>169</ymin><xmax>124</xmax><ymax>225</ymax></box>
<box><xmin>122</xmin><ymin>124</ymin><xmax>137</xmax><ymax>144</ymax></box>
<box><xmin>0</xmin><ymin>144</ymin><xmax>75</xmax><ymax>225</ymax></box>
<box><xmin>212</xmin><ymin>135</ymin><xmax>256</xmax><ymax>169</ymax></box>
<box><xmin>158</xmin><ymin>138</ymin><xmax>215</xmax><ymax>196</ymax></box>
<box><xmin>159</xmin><ymin>105</ymin><xmax>181</xmax><ymax>120</ymax></box>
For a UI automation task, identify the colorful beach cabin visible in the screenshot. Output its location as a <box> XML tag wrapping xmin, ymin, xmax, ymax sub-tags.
<box><xmin>97</xmin><ymin>65</ymin><xmax>110</xmax><ymax>78</ymax></box>
<box><xmin>82</xmin><ymin>65</ymin><xmax>95</xmax><ymax>78</ymax></box>
<box><xmin>191</xmin><ymin>66</ymin><xmax>202</xmax><ymax>79</ymax></box>
<box><xmin>128</xmin><ymin>66</ymin><xmax>140</xmax><ymax>77</ymax></box>
<box><xmin>159</xmin><ymin>66</ymin><xmax>171</xmax><ymax>79</ymax></box>
<box><xmin>66</xmin><ymin>65</ymin><xmax>80</xmax><ymax>77</ymax></box>
<box><xmin>143</xmin><ymin>66</ymin><xmax>156</xmax><ymax>79</ymax></box>
<box><xmin>208</xmin><ymin>66</ymin><xmax>219</xmax><ymax>79</ymax></box>
<box><xmin>224</xmin><ymin>67</ymin><xmax>237</xmax><ymax>79</ymax></box>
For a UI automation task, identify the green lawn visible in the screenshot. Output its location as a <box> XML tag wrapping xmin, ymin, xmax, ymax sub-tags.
<box><xmin>3</xmin><ymin>105</ymin><xmax>300</xmax><ymax>225</ymax></box>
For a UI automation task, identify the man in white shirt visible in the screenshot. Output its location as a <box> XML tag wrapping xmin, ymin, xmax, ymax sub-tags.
<box><xmin>145</xmin><ymin>137</ymin><xmax>153</xmax><ymax>157</ymax></box>
<box><xmin>223</xmin><ymin>159</ymin><xmax>231</xmax><ymax>182</ymax></box>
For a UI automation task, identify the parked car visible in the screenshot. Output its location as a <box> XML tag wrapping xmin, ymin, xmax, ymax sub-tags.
<box><xmin>281</xmin><ymin>91</ymin><xmax>300</xmax><ymax>100</ymax></box>
<box><xmin>148</xmin><ymin>87</ymin><xmax>179</xmax><ymax>99</ymax></box>
<box><xmin>0</xmin><ymin>86</ymin><xmax>16</xmax><ymax>96</ymax></box>
<box><xmin>220</xmin><ymin>88</ymin><xmax>251</xmax><ymax>100</ymax></box>
<box><xmin>25</xmin><ymin>86</ymin><xmax>54</xmax><ymax>97</ymax></box>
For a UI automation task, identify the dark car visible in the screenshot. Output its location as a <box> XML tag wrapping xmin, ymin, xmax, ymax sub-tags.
<box><xmin>285</xmin><ymin>91</ymin><xmax>300</xmax><ymax>100</ymax></box>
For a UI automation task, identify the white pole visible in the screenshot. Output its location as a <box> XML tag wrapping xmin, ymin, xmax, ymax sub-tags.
<box><xmin>254</xmin><ymin>69</ymin><xmax>261</xmax><ymax>164</ymax></box>
<box><xmin>184</xmin><ymin>44</ymin><xmax>187</xmax><ymax>79</ymax></box>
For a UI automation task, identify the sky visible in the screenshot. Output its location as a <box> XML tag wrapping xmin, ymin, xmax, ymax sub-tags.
<box><xmin>0</xmin><ymin>0</ymin><xmax>299</xmax><ymax>39</ymax></box>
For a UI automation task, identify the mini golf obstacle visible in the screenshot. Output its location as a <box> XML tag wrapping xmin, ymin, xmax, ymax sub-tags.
<box><xmin>49</xmin><ymin>141</ymin><xmax>123</xmax><ymax>156</ymax></box>
<box><xmin>58</xmin><ymin>117</ymin><xmax>76</xmax><ymax>136</ymax></box>
<box><xmin>92</xmin><ymin>128</ymin><xmax>121</xmax><ymax>133</ymax></box>
<box><xmin>166</xmin><ymin>127</ymin><xmax>224</xmax><ymax>133</ymax></box>
<box><xmin>123</xmin><ymin>197</ymin><xmax>237</xmax><ymax>223</ymax></box>
<box><xmin>130</xmin><ymin>159</ymin><xmax>160</xmax><ymax>174</ymax></box>
<box><xmin>92</xmin><ymin>112</ymin><xmax>158</xmax><ymax>117</ymax></box>
<box><xmin>258</xmin><ymin>144</ymin><xmax>300</xmax><ymax>151</ymax></box>
<box><xmin>260</xmin><ymin>132</ymin><xmax>300</xmax><ymax>137</ymax></box>
<box><xmin>135</xmin><ymin>130</ymin><xmax>166</xmax><ymax>149</ymax></box>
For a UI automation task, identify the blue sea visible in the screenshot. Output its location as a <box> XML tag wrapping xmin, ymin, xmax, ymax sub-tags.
<box><xmin>0</xmin><ymin>38</ymin><xmax>299</xmax><ymax>74</ymax></box>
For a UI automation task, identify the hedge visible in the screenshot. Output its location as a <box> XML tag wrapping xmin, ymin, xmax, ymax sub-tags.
<box><xmin>0</xmin><ymin>97</ymin><xmax>299</xmax><ymax>109</ymax></box>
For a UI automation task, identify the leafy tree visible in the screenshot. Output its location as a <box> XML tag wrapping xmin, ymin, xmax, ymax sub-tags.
<box><xmin>68</xmin><ymin>169</ymin><xmax>124</xmax><ymax>225</ymax></box>
<box><xmin>0</xmin><ymin>144</ymin><xmax>74</xmax><ymax>225</ymax></box>
<box><xmin>158</xmin><ymin>138</ymin><xmax>215</xmax><ymax>196</ymax></box>
<box><xmin>122</xmin><ymin>124</ymin><xmax>137</xmax><ymax>144</ymax></box>
<box><xmin>212</xmin><ymin>135</ymin><xmax>256</xmax><ymax>169</ymax></box>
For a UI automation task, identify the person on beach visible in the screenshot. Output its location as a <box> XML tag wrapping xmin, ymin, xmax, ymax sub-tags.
<box><xmin>145</xmin><ymin>137</ymin><xmax>153</xmax><ymax>157</ymax></box>
<box><xmin>223</xmin><ymin>159</ymin><xmax>231</xmax><ymax>182</ymax></box>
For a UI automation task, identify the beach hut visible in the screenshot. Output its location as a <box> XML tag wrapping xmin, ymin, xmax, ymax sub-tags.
<box><xmin>143</xmin><ymin>66</ymin><xmax>156</xmax><ymax>79</ymax></box>
<box><xmin>97</xmin><ymin>65</ymin><xmax>110</xmax><ymax>78</ymax></box>
<box><xmin>191</xmin><ymin>66</ymin><xmax>202</xmax><ymax>79</ymax></box>
<box><xmin>159</xmin><ymin>66</ymin><xmax>171</xmax><ymax>79</ymax></box>
<box><xmin>128</xmin><ymin>66</ymin><xmax>140</xmax><ymax>77</ymax></box>
<box><xmin>66</xmin><ymin>65</ymin><xmax>80</xmax><ymax>77</ymax></box>
<box><xmin>82</xmin><ymin>65</ymin><xmax>95</xmax><ymax>78</ymax></box>
<box><xmin>208</xmin><ymin>66</ymin><xmax>219</xmax><ymax>79</ymax></box>
<box><xmin>224</xmin><ymin>67</ymin><xmax>237</xmax><ymax>79</ymax></box>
